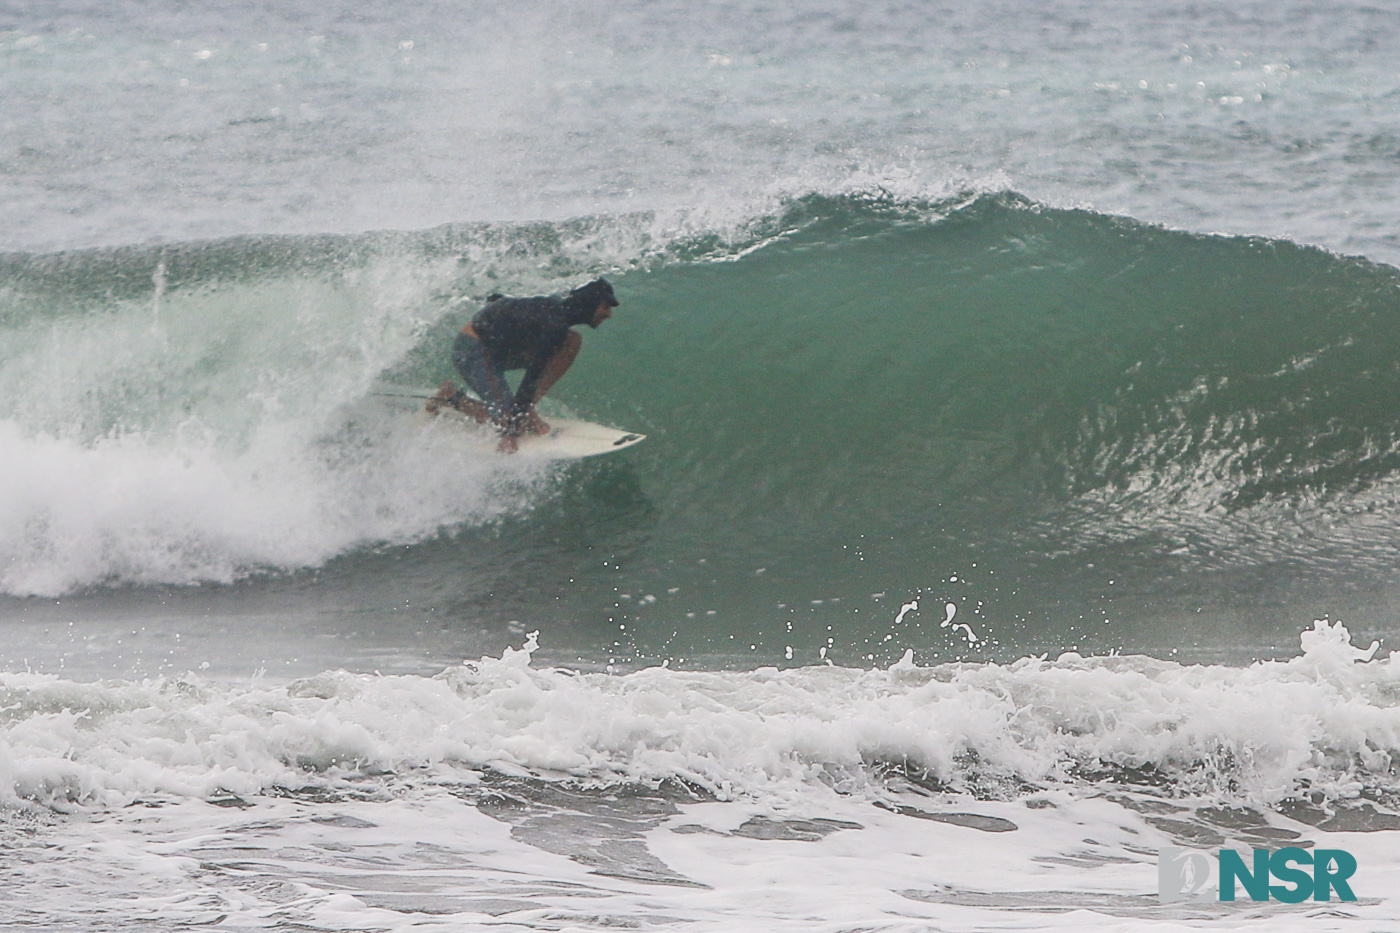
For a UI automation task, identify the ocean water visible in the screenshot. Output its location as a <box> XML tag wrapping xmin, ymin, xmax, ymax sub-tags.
<box><xmin>4</xmin><ymin>1</ymin><xmax>1400</xmax><ymax>929</ymax></box>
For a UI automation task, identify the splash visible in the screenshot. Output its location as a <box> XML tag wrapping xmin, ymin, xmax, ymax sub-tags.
<box><xmin>940</xmin><ymin>602</ymin><xmax>981</xmax><ymax>646</ymax></box>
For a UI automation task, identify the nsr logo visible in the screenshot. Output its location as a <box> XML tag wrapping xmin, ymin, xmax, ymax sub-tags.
<box><xmin>1159</xmin><ymin>847</ymin><xmax>1358</xmax><ymax>903</ymax></box>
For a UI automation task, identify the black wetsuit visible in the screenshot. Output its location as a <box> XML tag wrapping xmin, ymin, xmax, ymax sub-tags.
<box><xmin>452</xmin><ymin>293</ymin><xmax>596</xmax><ymax>434</ymax></box>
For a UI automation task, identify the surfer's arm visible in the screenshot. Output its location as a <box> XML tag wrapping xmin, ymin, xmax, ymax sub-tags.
<box><xmin>508</xmin><ymin>330</ymin><xmax>581</xmax><ymax>433</ymax></box>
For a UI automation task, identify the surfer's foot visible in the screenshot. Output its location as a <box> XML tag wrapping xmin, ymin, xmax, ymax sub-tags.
<box><xmin>426</xmin><ymin>381</ymin><xmax>459</xmax><ymax>415</ymax></box>
<box><xmin>426</xmin><ymin>382</ymin><xmax>492</xmax><ymax>422</ymax></box>
<box><xmin>525</xmin><ymin>411</ymin><xmax>551</xmax><ymax>435</ymax></box>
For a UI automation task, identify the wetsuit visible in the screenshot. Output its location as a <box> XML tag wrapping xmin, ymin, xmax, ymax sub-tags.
<box><xmin>452</xmin><ymin>292</ymin><xmax>598</xmax><ymax>435</ymax></box>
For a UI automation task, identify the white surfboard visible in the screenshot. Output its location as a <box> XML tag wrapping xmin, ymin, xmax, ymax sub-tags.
<box><xmin>510</xmin><ymin>416</ymin><xmax>646</xmax><ymax>459</ymax></box>
<box><xmin>426</xmin><ymin>407</ymin><xmax>645</xmax><ymax>460</ymax></box>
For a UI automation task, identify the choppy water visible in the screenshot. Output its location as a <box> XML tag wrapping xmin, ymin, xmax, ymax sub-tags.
<box><xmin>4</xmin><ymin>1</ymin><xmax>1400</xmax><ymax>929</ymax></box>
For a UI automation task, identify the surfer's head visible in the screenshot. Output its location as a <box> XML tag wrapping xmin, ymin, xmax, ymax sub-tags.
<box><xmin>568</xmin><ymin>278</ymin><xmax>619</xmax><ymax>327</ymax></box>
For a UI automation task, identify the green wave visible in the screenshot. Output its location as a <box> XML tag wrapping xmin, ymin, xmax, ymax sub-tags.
<box><xmin>411</xmin><ymin>193</ymin><xmax>1400</xmax><ymax>662</ymax></box>
<box><xmin>5</xmin><ymin>193</ymin><xmax>1400</xmax><ymax>662</ymax></box>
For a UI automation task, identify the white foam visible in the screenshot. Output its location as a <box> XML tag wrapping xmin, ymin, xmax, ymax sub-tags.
<box><xmin>11</xmin><ymin>775</ymin><xmax>1397</xmax><ymax>932</ymax></box>
<box><xmin>4</xmin><ymin>621</ymin><xmax>1400</xmax><ymax>930</ymax></box>
<box><xmin>2</xmin><ymin>621</ymin><xmax>1396</xmax><ymax>813</ymax></box>
<box><xmin>0</xmin><ymin>243</ymin><xmax>581</xmax><ymax>596</ymax></box>
<box><xmin>0</xmin><ymin>409</ymin><xmax>551</xmax><ymax>596</ymax></box>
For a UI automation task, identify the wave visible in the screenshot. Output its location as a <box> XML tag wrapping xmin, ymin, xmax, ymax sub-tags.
<box><xmin>3</xmin><ymin>192</ymin><xmax>1400</xmax><ymax>664</ymax></box>
<box><xmin>1</xmin><ymin>620</ymin><xmax>1393</xmax><ymax>815</ymax></box>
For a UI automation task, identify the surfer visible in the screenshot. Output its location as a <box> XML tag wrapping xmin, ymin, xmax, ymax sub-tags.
<box><xmin>427</xmin><ymin>278</ymin><xmax>619</xmax><ymax>453</ymax></box>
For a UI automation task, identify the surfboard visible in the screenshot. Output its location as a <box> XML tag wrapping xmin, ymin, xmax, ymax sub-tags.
<box><xmin>427</xmin><ymin>407</ymin><xmax>646</xmax><ymax>460</ymax></box>
<box><xmin>509</xmin><ymin>416</ymin><xmax>646</xmax><ymax>459</ymax></box>
<box><xmin>376</xmin><ymin>386</ymin><xmax>645</xmax><ymax>459</ymax></box>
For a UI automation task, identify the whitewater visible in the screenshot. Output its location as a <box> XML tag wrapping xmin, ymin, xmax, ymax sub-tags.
<box><xmin>5</xmin><ymin>0</ymin><xmax>1400</xmax><ymax>929</ymax></box>
<box><xmin>3</xmin><ymin>621</ymin><xmax>1399</xmax><ymax>930</ymax></box>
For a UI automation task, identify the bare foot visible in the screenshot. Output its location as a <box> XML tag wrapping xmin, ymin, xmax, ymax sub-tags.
<box><xmin>497</xmin><ymin>433</ymin><xmax>520</xmax><ymax>454</ymax></box>
<box><xmin>425</xmin><ymin>381</ymin><xmax>459</xmax><ymax>415</ymax></box>
<box><xmin>426</xmin><ymin>382</ymin><xmax>495</xmax><ymax>424</ymax></box>
<box><xmin>524</xmin><ymin>410</ymin><xmax>551</xmax><ymax>435</ymax></box>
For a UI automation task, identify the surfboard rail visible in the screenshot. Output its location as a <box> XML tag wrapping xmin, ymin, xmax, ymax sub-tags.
<box><xmin>425</xmin><ymin>408</ymin><xmax>645</xmax><ymax>459</ymax></box>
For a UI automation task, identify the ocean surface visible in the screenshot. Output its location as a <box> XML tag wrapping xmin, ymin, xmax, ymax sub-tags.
<box><xmin>4</xmin><ymin>1</ymin><xmax>1400</xmax><ymax>929</ymax></box>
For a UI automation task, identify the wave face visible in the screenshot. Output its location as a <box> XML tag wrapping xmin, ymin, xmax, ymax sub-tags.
<box><xmin>4</xmin><ymin>194</ymin><xmax>1400</xmax><ymax>666</ymax></box>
